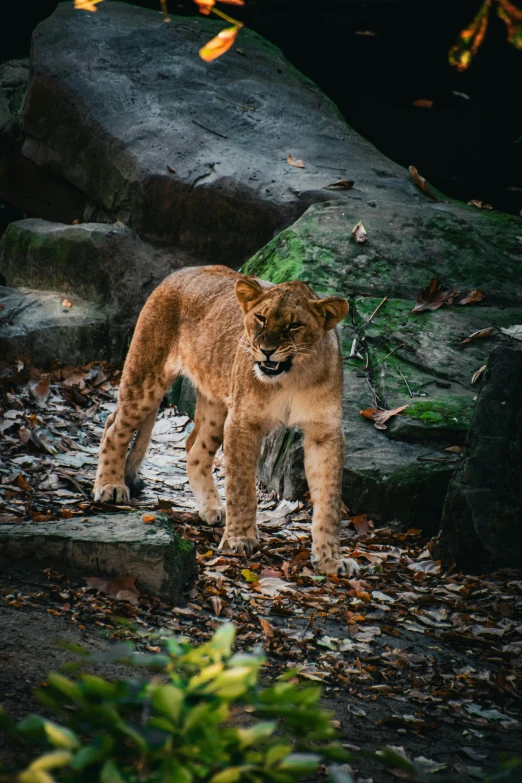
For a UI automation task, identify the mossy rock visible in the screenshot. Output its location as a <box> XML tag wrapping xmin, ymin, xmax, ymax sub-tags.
<box><xmin>246</xmin><ymin>199</ymin><xmax>522</xmax><ymax>528</ymax></box>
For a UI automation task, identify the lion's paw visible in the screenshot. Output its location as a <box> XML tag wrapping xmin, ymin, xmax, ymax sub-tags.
<box><xmin>93</xmin><ymin>483</ymin><xmax>130</xmax><ymax>505</ymax></box>
<box><xmin>198</xmin><ymin>504</ymin><xmax>225</xmax><ymax>526</ymax></box>
<box><xmin>313</xmin><ymin>555</ymin><xmax>360</xmax><ymax>577</ymax></box>
<box><xmin>219</xmin><ymin>532</ymin><xmax>259</xmax><ymax>555</ymax></box>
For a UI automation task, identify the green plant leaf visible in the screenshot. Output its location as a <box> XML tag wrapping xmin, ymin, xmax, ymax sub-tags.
<box><xmin>46</xmin><ymin>673</ymin><xmax>84</xmax><ymax>704</ymax></box>
<box><xmin>70</xmin><ymin>746</ymin><xmax>105</xmax><ymax>770</ymax></box>
<box><xmin>278</xmin><ymin>753</ymin><xmax>321</xmax><ymax>774</ymax></box>
<box><xmin>265</xmin><ymin>744</ymin><xmax>293</xmax><ymax>768</ymax></box>
<box><xmin>44</xmin><ymin>722</ymin><xmax>80</xmax><ymax>750</ymax></box>
<box><xmin>100</xmin><ymin>759</ymin><xmax>126</xmax><ymax>783</ymax></box>
<box><xmin>17</xmin><ymin>714</ymin><xmax>47</xmax><ymax>742</ymax></box>
<box><xmin>210</xmin><ymin>767</ymin><xmax>251</xmax><ymax>783</ymax></box>
<box><xmin>151</xmin><ymin>683</ymin><xmax>184</xmax><ymax>722</ymax></box>
<box><xmin>237</xmin><ymin>722</ymin><xmax>276</xmax><ymax>748</ymax></box>
<box><xmin>26</xmin><ymin>751</ymin><xmax>73</xmax><ymax>772</ymax></box>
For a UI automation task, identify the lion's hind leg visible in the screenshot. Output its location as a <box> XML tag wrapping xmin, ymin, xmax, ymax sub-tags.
<box><xmin>186</xmin><ymin>393</ymin><xmax>227</xmax><ymax>525</ymax></box>
<box><xmin>93</xmin><ymin>370</ymin><xmax>174</xmax><ymax>505</ymax></box>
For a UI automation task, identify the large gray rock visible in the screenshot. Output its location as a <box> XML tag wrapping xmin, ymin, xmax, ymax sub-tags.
<box><xmin>435</xmin><ymin>346</ymin><xmax>522</xmax><ymax>569</ymax></box>
<box><xmin>244</xmin><ymin>200</ymin><xmax>522</xmax><ymax>527</ymax></box>
<box><xmin>17</xmin><ymin>1</ymin><xmax>426</xmax><ymax>265</ymax></box>
<box><xmin>0</xmin><ymin>218</ymin><xmax>188</xmax><ymax>315</ymax></box>
<box><xmin>0</xmin><ymin>513</ymin><xmax>196</xmax><ymax>602</ymax></box>
<box><xmin>0</xmin><ymin>285</ymin><xmax>125</xmax><ymax>365</ymax></box>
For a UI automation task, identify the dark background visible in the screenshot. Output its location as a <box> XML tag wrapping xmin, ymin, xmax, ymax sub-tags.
<box><xmin>2</xmin><ymin>0</ymin><xmax>522</xmax><ymax>215</ymax></box>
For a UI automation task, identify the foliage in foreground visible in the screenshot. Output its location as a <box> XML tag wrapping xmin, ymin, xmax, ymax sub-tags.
<box><xmin>0</xmin><ymin>623</ymin><xmax>521</xmax><ymax>783</ymax></box>
<box><xmin>0</xmin><ymin>624</ymin><xmax>350</xmax><ymax>783</ymax></box>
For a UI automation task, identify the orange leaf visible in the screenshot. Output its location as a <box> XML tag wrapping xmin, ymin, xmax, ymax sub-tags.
<box><xmin>74</xmin><ymin>0</ymin><xmax>103</xmax><ymax>11</ymax></box>
<box><xmin>142</xmin><ymin>514</ymin><xmax>155</xmax><ymax>524</ymax></box>
<box><xmin>61</xmin><ymin>508</ymin><xmax>73</xmax><ymax>519</ymax></box>
<box><xmin>459</xmin><ymin>289</ymin><xmax>486</xmax><ymax>305</ymax></box>
<box><xmin>260</xmin><ymin>618</ymin><xmax>275</xmax><ymax>637</ymax></box>
<box><xmin>287</xmin><ymin>154</ymin><xmax>305</xmax><ymax>168</ymax></box>
<box><xmin>62</xmin><ymin>299</ymin><xmax>72</xmax><ymax>308</ymax></box>
<box><xmin>84</xmin><ymin>575</ymin><xmax>140</xmax><ymax>605</ymax></box>
<box><xmin>200</xmin><ymin>26</ymin><xmax>241</xmax><ymax>62</ymax></box>
<box><xmin>412</xmin><ymin>278</ymin><xmax>460</xmax><ymax>313</ymax></box>
<box><xmin>409</xmin><ymin>165</ymin><xmax>441</xmax><ymax>201</ymax></box>
<box><xmin>360</xmin><ymin>405</ymin><xmax>409</xmax><ymax>430</ymax></box>
<box><xmin>324</xmin><ymin>179</ymin><xmax>354</xmax><ymax>190</ymax></box>
<box><xmin>413</xmin><ymin>99</ymin><xmax>434</xmax><ymax>108</ymax></box>
<box><xmin>194</xmin><ymin>0</ymin><xmax>214</xmax><ymax>14</ymax></box>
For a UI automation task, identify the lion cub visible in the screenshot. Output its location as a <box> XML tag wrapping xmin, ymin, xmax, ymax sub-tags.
<box><xmin>94</xmin><ymin>265</ymin><xmax>358</xmax><ymax>575</ymax></box>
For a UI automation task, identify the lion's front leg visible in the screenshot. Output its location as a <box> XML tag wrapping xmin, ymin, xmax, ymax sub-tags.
<box><xmin>220</xmin><ymin>415</ymin><xmax>265</xmax><ymax>555</ymax></box>
<box><xmin>302</xmin><ymin>423</ymin><xmax>359</xmax><ymax>577</ymax></box>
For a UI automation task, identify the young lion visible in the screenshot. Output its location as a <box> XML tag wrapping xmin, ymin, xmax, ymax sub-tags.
<box><xmin>93</xmin><ymin>265</ymin><xmax>358</xmax><ymax>576</ymax></box>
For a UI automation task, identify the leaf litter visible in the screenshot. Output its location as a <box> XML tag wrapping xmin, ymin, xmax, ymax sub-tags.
<box><xmin>1</xmin><ymin>358</ymin><xmax>522</xmax><ymax>777</ymax></box>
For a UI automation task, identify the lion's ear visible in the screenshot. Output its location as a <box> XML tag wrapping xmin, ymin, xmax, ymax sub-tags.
<box><xmin>235</xmin><ymin>277</ymin><xmax>265</xmax><ymax>313</ymax></box>
<box><xmin>315</xmin><ymin>296</ymin><xmax>349</xmax><ymax>330</ymax></box>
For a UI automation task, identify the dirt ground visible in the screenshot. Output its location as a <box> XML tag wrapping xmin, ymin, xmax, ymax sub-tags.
<box><xmin>1</xmin><ymin>361</ymin><xmax>522</xmax><ymax>781</ymax></box>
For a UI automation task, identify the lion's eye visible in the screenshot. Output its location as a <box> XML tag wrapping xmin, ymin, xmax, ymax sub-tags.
<box><xmin>288</xmin><ymin>323</ymin><xmax>303</xmax><ymax>331</ymax></box>
<box><xmin>254</xmin><ymin>314</ymin><xmax>266</xmax><ymax>325</ymax></box>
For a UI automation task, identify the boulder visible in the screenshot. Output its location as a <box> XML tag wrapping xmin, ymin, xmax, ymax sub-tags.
<box><xmin>0</xmin><ymin>285</ymin><xmax>125</xmax><ymax>366</ymax></box>
<box><xmin>17</xmin><ymin>1</ymin><xmax>425</xmax><ymax>265</ymax></box>
<box><xmin>0</xmin><ymin>218</ymin><xmax>187</xmax><ymax>315</ymax></box>
<box><xmin>435</xmin><ymin>346</ymin><xmax>522</xmax><ymax>570</ymax></box>
<box><xmin>243</xmin><ymin>200</ymin><xmax>522</xmax><ymax>527</ymax></box>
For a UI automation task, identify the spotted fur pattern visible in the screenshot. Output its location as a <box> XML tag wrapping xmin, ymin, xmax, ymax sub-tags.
<box><xmin>93</xmin><ymin>266</ymin><xmax>358</xmax><ymax>576</ymax></box>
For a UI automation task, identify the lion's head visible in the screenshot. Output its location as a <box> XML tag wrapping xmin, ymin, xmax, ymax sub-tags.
<box><xmin>235</xmin><ymin>277</ymin><xmax>348</xmax><ymax>382</ymax></box>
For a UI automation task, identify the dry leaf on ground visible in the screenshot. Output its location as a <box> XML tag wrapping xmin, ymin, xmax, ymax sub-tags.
<box><xmin>84</xmin><ymin>576</ymin><xmax>140</xmax><ymax>605</ymax></box>
<box><xmin>409</xmin><ymin>165</ymin><xmax>441</xmax><ymax>201</ymax></box>
<box><xmin>74</xmin><ymin>0</ymin><xmax>103</xmax><ymax>11</ymax></box>
<box><xmin>351</xmin><ymin>514</ymin><xmax>374</xmax><ymax>536</ymax></box>
<box><xmin>31</xmin><ymin>377</ymin><xmax>50</xmax><ymax>407</ymax></box>
<box><xmin>471</xmin><ymin>364</ymin><xmax>487</xmax><ymax>384</ymax></box>
<box><xmin>468</xmin><ymin>200</ymin><xmax>493</xmax><ymax>210</ymax></box>
<box><xmin>412</xmin><ymin>278</ymin><xmax>460</xmax><ymax>313</ymax></box>
<box><xmin>413</xmin><ymin>99</ymin><xmax>434</xmax><ymax>108</ymax></box>
<box><xmin>287</xmin><ymin>154</ymin><xmax>305</xmax><ymax>168</ymax></box>
<box><xmin>352</xmin><ymin>220</ymin><xmax>367</xmax><ymax>243</ymax></box>
<box><xmin>461</xmin><ymin>327</ymin><xmax>494</xmax><ymax>344</ymax></box>
<box><xmin>360</xmin><ymin>405</ymin><xmax>409</xmax><ymax>430</ymax></box>
<box><xmin>500</xmin><ymin>325</ymin><xmax>522</xmax><ymax>341</ymax></box>
<box><xmin>324</xmin><ymin>180</ymin><xmax>354</xmax><ymax>189</ymax></box>
<box><xmin>460</xmin><ymin>289</ymin><xmax>486</xmax><ymax>305</ymax></box>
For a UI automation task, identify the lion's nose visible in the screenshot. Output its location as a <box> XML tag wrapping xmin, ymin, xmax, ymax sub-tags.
<box><xmin>260</xmin><ymin>348</ymin><xmax>276</xmax><ymax>360</ymax></box>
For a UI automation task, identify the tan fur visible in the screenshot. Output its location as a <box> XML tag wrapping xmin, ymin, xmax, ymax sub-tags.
<box><xmin>93</xmin><ymin>266</ymin><xmax>358</xmax><ymax>575</ymax></box>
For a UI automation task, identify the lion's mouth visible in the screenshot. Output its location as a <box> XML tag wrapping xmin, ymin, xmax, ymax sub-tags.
<box><xmin>257</xmin><ymin>358</ymin><xmax>293</xmax><ymax>376</ymax></box>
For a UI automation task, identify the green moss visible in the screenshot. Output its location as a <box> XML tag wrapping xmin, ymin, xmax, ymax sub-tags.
<box><xmin>404</xmin><ymin>398</ymin><xmax>473</xmax><ymax>430</ymax></box>
<box><xmin>242</xmin><ymin>230</ymin><xmax>304</xmax><ymax>283</ymax></box>
<box><xmin>386</xmin><ymin>460</ymin><xmax>455</xmax><ymax>487</ymax></box>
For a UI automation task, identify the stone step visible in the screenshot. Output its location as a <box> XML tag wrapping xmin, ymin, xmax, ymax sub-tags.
<box><xmin>0</xmin><ymin>512</ymin><xmax>196</xmax><ymax>603</ymax></box>
<box><xmin>0</xmin><ymin>286</ymin><xmax>127</xmax><ymax>366</ymax></box>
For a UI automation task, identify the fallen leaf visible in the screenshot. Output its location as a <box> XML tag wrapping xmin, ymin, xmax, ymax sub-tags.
<box><xmin>352</xmin><ymin>220</ymin><xmax>367</xmax><ymax>243</ymax></box>
<box><xmin>471</xmin><ymin>364</ymin><xmax>487</xmax><ymax>384</ymax></box>
<box><xmin>74</xmin><ymin>0</ymin><xmax>103</xmax><ymax>11</ymax></box>
<box><xmin>61</xmin><ymin>299</ymin><xmax>72</xmax><ymax>308</ymax></box>
<box><xmin>324</xmin><ymin>179</ymin><xmax>354</xmax><ymax>189</ymax></box>
<box><xmin>409</xmin><ymin>165</ymin><xmax>441</xmax><ymax>201</ymax></box>
<box><xmin>413</xmin><ymin>99</ymin><xmax>434</xmax><ymax>108</ymax></box>
<box><xmin>31</xmin><ymin>376</ymin><xmax>50</xmax><ymax>407</ymax></box>
<box><xmin>460</xmin><ymin>289</ymin><xmax>486</xmax><ymax>305</ymax></box>
<box><xmin>461</xmin><ymin>326</ymin><xmax>494</xmax><ymax>344</ymax></box>
<box><xmin>211</xmin><ymin>596</ymin><xmax>223</xmax><ymax>616</ymax></box>
<box><xmin>259</xmin><ymin>618</ymin><xmax>275</xmax><ymax>638</ymax></box>
<box><xmin>408</xmin><ymin>559</ymin><xmax>441</xmax><ymax>575</ymax></box>
<box><xmin>15</xmin><ymin>475</ymin><xmax>32</xmax><ymax>492</ymax></box>
<box><xmin>287</xmin><ymin>154</ymin><xmax>305</xmax><ymax>168</ymax></box>
<box><xmin>467</xmin><ymin>199</ymin><xmax>493</xmax><ymax>210</ymax></box>
<box><xmin>241</xmin><ymin>568</ymin><xmax>259</xmax><ymax>583</ymax></box>
<box><xmin>142</xmin><ymin>514</ymin><xmax>155</xmax><ymax>524</ymax></box>
<box><xmin>412</xmin><ymin>278</ymin><xmax>460</xmax><ymax>313</ymax></box>
<box><xmin>61</xmin><ymin>508</ymin><xmax>73</xmax><ymax>519</ymax></box>
<box><xmin>500</xmin><ymin>325</ymin><xmax>522</xmax><ymax>341</ymax></box>
<box><xmin>145</xmin><ymin>644</ymin><xmax>161</xmax><ymax>653</ymax></box>
<box><xmin>84</xmin><ymin>576</ymin><xmax>140</xmax><ymax>605</ymax></box>
<box><xmin>445</xmin><ymin>445</ymin><xmax>464</xmax><ymax>454</ymax></box>
<box><xmin>360</xmin><ymin>405</ymin><xmax>409</xmax><ymax>430</ymax></box>
<box><xmin>200</xmin><ymin>25</ymin><xmax>242</xmax><ymax>62</ymax></box>
<box><xmin>351</xmin><ymin>514</ymin><xmax>374</xmax><ymax>536</ymax></box>
<box><xmin>167</xmin><ymin>166</ymin><xmax>176</xmax><ymax>173</ymax></box>
<box><xmin>355</xmin><ymin>30</ymin><xmax>377</xmax><ymax>36</ymax></box>
<box><xmin>257</xmin><ymin>577</ymin><xmax>295</xmax><ymax>597</ymax></box>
